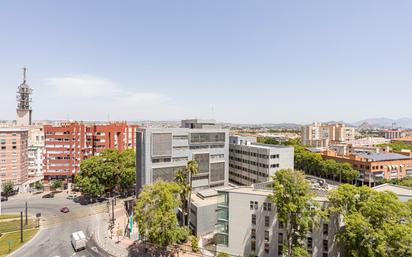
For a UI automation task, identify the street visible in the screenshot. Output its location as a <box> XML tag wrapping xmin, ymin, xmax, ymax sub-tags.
<box><xmin>1</xmin><ymin>192</ymin><xmax>113</xmax><ymax>257</ymax></box>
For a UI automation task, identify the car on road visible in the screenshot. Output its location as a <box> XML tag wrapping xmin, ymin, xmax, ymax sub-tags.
<box><xmin>60</xmin><ymin>207</ymin><xmax>70</xmax><ymax>213</ymax></box>
<box><xmin>42</xmin><ymin>193</ymin><xmax>54</xmax><ymax>198</ymax></box>
<box><xmin>66</xmin><ymin>194</ymin><xmax>76</xmax><ymax>200</ymax></box>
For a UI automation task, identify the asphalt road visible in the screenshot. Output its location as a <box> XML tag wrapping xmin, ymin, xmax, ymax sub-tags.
<box><xmin>1</xmin><ymin>192</ymin><xmax>113</xmax><ymax>257</ymax></box>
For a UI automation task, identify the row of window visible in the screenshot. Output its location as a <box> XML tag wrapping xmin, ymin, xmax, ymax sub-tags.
<box><xmin>229</xmin><ymin>149</ymin><xmax>280</xmax><ymax>159</ymax></box>
<box><xmin>230</xmin><ymin>156</ymin><xmax>280</xmax><ymax>169</ymax></box>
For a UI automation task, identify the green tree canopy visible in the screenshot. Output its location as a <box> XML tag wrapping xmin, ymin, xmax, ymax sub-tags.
<box><xmin>270</xmin><ymin>169</ymin><xmax>322</xmax><ymax>257</ymax></box>
<box><xmin>2</xmin><ymin>181</ymin><xmax>14</xmax><ymax>200</ymax></box>
<box><xmin>134</xmin><ymin>180</ymin><xmax>187</xmax><ymax>247</ymax></box>
<box><xmin>51</xmin><ymin>180</ymin><xmax>62</xmax><ymax>190</ymax></box>
<box><xmin>76</xmin><ymin>149</ymin><xmax>136</xmax><ymax>197</ymax></box>
<box><xmin>328</xmin><ymin>184</ymin><xmax>412</xmax><ymax>257</ymax></box>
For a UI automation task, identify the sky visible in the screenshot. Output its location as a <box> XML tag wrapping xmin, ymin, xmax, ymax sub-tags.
<box><xmin>1</xmin><ymin>1</ymin><xmax>412</xmax><ymax>124</ymax></box>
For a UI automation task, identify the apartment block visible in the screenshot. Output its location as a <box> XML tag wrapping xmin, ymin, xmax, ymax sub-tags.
<box><xmin>229</xmin><ymin>135</ymin><xmax>294</xmax><ymax>186</ymax></box>
<box><xmin>0</xmin><ymin>128</ymin><xmax>29</xmax><ymax>186</ymax></box>
<box><xmin>301</xmin><ymin>123</ymin><xmax>355</xmax><ymax>148</ymax></box>
<box><xmin>322</xmin><ymin>150</ymin><xmax>412</xmax><ymax>186</ymax></box>
<box><xmin>28</xmin><ymin>125</ymin><xmax>45</xmax><ymax>177</ymax></box>
<box><xmin>383</xmin><ymin>129</ymin><xmax>406</xmax><ymax>139</ymax></box>
<box><xmin>43</xmin><ymin>122</ymin><xmax>137</xmax><ymax>183</ymax></box>
<box><xmin>135</xmin><ymin>119</ymin><xmax>229</xmax><ymax>192</ymax></box>
<box><xmin>215</xmin><ymin>181</ymin><xmax>342</xmax><ymax>257</ymax></box>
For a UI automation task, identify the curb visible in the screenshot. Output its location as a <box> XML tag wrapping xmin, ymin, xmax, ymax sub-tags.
<box><xmin>5</xmin><ymin>227</ymin><xmax>43</xmax><ymax>257</ymax></box>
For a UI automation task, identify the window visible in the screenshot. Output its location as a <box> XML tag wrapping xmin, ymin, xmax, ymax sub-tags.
<box><xmin>323</xmin><ymin>254</ymin><xmax>328</xmax><ymax>257</ymax></box>
<box><xmin>263</xmin><ymin>202</ymin><xmax>272</xmax><ymax>211</ymax></box>
<box><xmin>278</xmin><ymin>233</ymin><xmax>283</xmax><ymax>244</ymax></box>
<box><xmin>264</xmin><ymin>243</ymin><xmax>269</xmax><ymax>254</ymax></box>
<box><xmin>323</xmin><ymin>224</ymin><xmax>329</xmax><ymax>235</ymax></box>
<box><xmin>307</xmin><ymin>237</ymin><xmax>313</xmax><ymax>249</ymax></box>
<box><xmin>323</xmin><ymin>240</ymin><xmax>328</xmax><ymax>251</ymax></box>
<box><xmin>278</xmin><ymin>245</ymin><xmax>283</xmax><ymax>256</ymax></box>
<box><xmin>250</xmin><ymin>201</ymin><xmax>254</xmax><ymax>210</ymax></box>
<box><xmin>279</xmin><ymin>221</ymin><xmax>284</xmax><ymax>229</ymax></box>
<box><xmin>251</xmin><ymin>228</ymin><xmax>256</xmax><ymax>239</ymax></box>
<box><xmin>254</xmin><ymin>201</ymin><xmax>258</xmax><ymax>209</ymax></box>
<box><xmin>252</xmin><ymin>214</ymin><xmax>256</xmax><ymax>225</ymax></box>
<box><xmin>265</xmin><ymin>216</ymin><xmax>270</xmax><ymax>227</ymax></box>
<box><xmin>264</xmin><ymin>230</ymin><xmax>269</xmax><ymax>241</ymax></box>
<box><xmin>251</xmin><ymin>240</ymin><xmax>256</xmax><ymax>252</ymax></box>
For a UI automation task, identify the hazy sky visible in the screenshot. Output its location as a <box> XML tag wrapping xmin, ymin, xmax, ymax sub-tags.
<box><xmin>1</xmin><ymin>1</ymin><xmax>411</xmax><ymax>124</ymax></box>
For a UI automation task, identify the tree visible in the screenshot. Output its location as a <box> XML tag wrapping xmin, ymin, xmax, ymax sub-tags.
<box><xmin>173</xmin><ymin>160</ymin><xmax>198</xmax><ymax>226</ymax></box>
<box><xmin>328</xmin><ymin>184</ymin><xmax>412</xmax><ymax>257</ymax></box>
<box><xmin>76</xmin><ymin>149</ymin><xmax>136</xmax><ymax>196</ymax></box>
<box><xmin>51</xmin><ymin>180</ymin><xmax>62</xmax><ymax>190</ymax></box>
<box><xmin>2</xmin><ymin>181</ymin><xmax>14</xmax><ymax>200</ymax></box>
<box><xmin>269</xmin><ymin>169</ymin><xmax>321</xmax><ymax>257</ymax></box>
<box><xmin>135</xmin><ymin>180</ymin><xmax>185</xmax><ymax>247</ymax></box>
<box><xmin>34</xmin><ymin>181</ymin><xmax>44</xmax><ymax>191</ymax></box>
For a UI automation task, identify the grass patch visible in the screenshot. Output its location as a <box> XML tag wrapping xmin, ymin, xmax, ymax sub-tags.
<box><xmin>0</xmin><ymin>214</ymin><xmax>20</xmax><ymax>220</ymax></box>
<box><xmin>0</xmin><ymin>219</ymin><xmax>36</xmax><ymax>234</ymax></box>
<box><xmin>0</xmin><ymin>229</ymin><xmax>38</xmax><ymax>257</ymax></box>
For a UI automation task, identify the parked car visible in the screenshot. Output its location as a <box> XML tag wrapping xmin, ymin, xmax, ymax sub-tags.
<box><xmin>66</xmin><ymin>194</ymin><xmax>76</xmax><ymax>200</ymax></box>
<box><xmin>60</xmin><ymin>207</ymin><xmax>70</xmax><ymax>213</ymax></box>
<box><xmin>1</xmin><ymin>196</ymin><xmax>7</xmax><ymax>202</ymax></box>
<box><xmin>42</xmin><ymin>193</ymin><xmax>54</xmax><ymax>198</ymax></box>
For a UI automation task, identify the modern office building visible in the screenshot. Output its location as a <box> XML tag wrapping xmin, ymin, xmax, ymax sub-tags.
<box><xmin>215</xmin><ymin>180</ymin><xmax>343</xmax><ymax>257</ymax></box>
<box><xmin>322</xmin><ymin>150</ymin><xmax>412</xmax><ymax>186</ymax></box>
<box><xmin>229</xmin><ymin>135</ymin><xmax>294</xmax><ymax>186</ymax></box>
<box><xmin>135</xmin><ymin>119</ymin><xmax>229</xmax><ymax>193</ymax></box>
<box><xmin>43</xmin><ymin>122</ymin><xmax>137</xmax><ymax>183</ymax></box>
<box><xmin>0</xmin><ymin>128</ymin><xmax>29</xmax><ymax>187</ymax></box>
<box><xmin>301</xmin><ymin>123</ymin><xmax>355</xmax><ymax>148</ymax></box>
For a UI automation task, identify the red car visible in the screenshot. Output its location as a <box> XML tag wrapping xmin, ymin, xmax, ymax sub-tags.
<box><xmin>60</xmin><ymin>207</ymin><xmax>70</xmax><ymax>213</ymax></box>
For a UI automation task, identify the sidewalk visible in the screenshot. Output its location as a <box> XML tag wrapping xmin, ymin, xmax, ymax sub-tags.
<box><xmin>94</xmin><ymin>200</ymin><xmax>134</xmax><ymax>257</ymax></box>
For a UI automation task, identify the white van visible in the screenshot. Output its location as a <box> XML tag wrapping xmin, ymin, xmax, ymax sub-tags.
<box><xmin>70</xmin><ymin>231</ymin><xmax>87</xmax><ymax>251</ymax></box>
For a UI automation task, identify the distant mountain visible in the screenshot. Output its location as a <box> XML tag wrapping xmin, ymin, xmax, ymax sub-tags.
<box><xmin>353</xmin><ymin>118</ymin><xmax>412</xmax><ymax>129</ymax></box>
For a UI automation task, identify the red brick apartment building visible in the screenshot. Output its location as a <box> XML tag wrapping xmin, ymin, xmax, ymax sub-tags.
<box><xmin>43</xmin><ymin>122</ymin><xmax>137</xmax><ymax>183</ymax></box>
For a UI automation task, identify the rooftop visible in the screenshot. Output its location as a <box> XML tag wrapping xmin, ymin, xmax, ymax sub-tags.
<box><xmin>0</xmin><ymin>128</ymin><xmax>29</xmax><ymax>132</ymax></box>
<box><xmin>354</xmin><ymin>152</ymin><xmax>411</xmax><ymax>161</ymax></box>
<box><xmin>373</xmin><ymin>183</ymin><xmax>412</xmax><ymax>202</ymax></box>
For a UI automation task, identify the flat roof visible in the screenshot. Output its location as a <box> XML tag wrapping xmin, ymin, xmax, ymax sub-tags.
<box><xmin>354</xmin><ymin>152</ymin><xmax>411</xmax><ymax>161</ymax></box>
<box><xmin>0</xmin><ymin>128</ymin><xmax>28</xmax><ymax>132</ymax></box>
<box><xmin>249</xmin><ymin>143</ymin><xmax>293</xmax><ymax>150</ymax></box>
<box><xmin>373</xmin><ymin>183</ymin><xmax>412</xmax><ymax>197</ymax></box>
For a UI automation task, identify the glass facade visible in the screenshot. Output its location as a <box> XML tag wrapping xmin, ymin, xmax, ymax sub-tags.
<box><xmin>216</xmin><ymin>192</ymin><xmax>229</xmax><ymax>246</ymax></box>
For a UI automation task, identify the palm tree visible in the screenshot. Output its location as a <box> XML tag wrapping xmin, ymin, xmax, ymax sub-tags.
<box><xmin>186</xmin><ymin>160</ymin><xmax>198</xmax><ymax>227</ymax></box>
<box><xmin>174</xmin><ymin>160</ymin><xmax>198</xmax><ymax>227</ymax></box>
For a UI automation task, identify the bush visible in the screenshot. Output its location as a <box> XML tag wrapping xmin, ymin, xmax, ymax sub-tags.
<box><xmin>175</xmin><ymin>227</ymin><xmax>190</xmax><ymax>244</ymax></box>
<box><xmin>217</xmin><ymin>253</ymin><xmax>230</xmax><ymax>257</ymax></box>
<box><xmin>191</xmin><ymin>235</ymin><xmax>199</xmax><ymax>253</ymax></box>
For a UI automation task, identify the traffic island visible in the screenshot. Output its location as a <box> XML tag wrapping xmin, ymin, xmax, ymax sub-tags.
<box><xmin>0</xmin><ymin>214</ymin><xmax>39</xmax><ymax>257</ymax></box>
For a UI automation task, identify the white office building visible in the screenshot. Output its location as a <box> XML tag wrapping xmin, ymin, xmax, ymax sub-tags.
<box><xmin>229</xmin><ymin>135</ymin><xmax>294</xmax><ymax>186</ymax></box>
<box><xmin>216</xmin><ymin>180</ymin><xmax>343</xmax><ymax>257</ymax></box>
<box><xmin>135</xmin><ymin>119</ymin><xmax>229</xmax><ymax>192</ymax></box>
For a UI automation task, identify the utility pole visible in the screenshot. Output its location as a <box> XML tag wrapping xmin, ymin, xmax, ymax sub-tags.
<box><xmin>112</xmin><ymin>198</ymin><xmax>115</xmax><ymax>224</ymax></box>
<box><xmin>20</xmin><ymin>211</ymin><xmax>23</xmax><ymax>242</ymax></box>
<box><xmin>25</xmin><ymin>201</ymin><xmax>28</xmax><ymax>225</ymax></box>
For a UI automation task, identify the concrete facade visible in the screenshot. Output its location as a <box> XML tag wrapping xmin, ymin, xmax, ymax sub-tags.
<box><xmin>229</xmin><ymin>135</ymin><xmax>294</xmax><ymax>186</ymax></box>
<box><xmin>301</xmin><ymin>123</ymin><xmax>355</xmax><ymax>148</ymax></box>
<box><xmin>216</xmin><ymin>182</ymin><xmax>342</xmax><ymax>257</ymax></box>
<box><xmin>135</xmin><ymin>120</ymin><xmax>229</xmax><ymax>193</ymax></box>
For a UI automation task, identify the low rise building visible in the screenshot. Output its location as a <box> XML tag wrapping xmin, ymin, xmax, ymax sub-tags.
<box><xmin>322</xmin><ymin>150</ymin><xmax>412</xmax><ymax>186</ymax></box>
<box><xmin>215</xmin><ymin>180</ymin><xmax>342</xmax><ymax>257</ymax></box>
<box><xmin>229</xmin><ymin>135</ymin><xmax>294</xmax><ymax>185</ymax></box>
